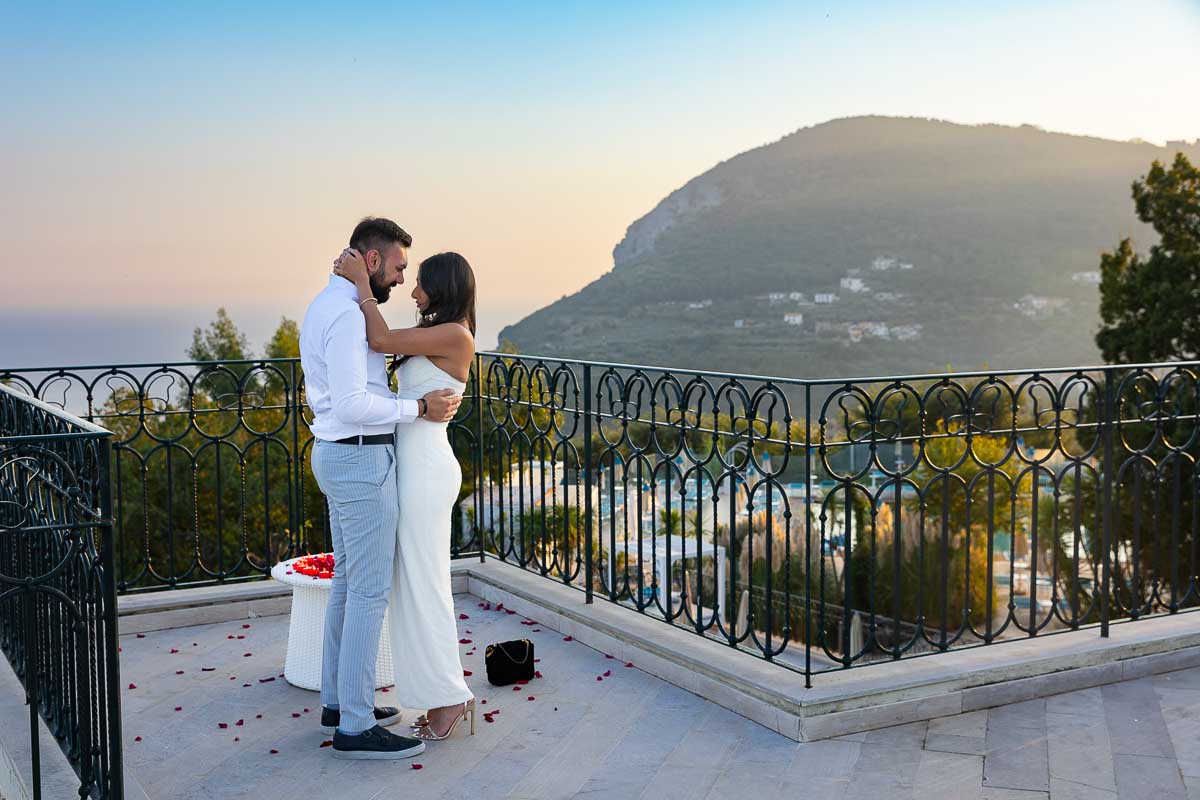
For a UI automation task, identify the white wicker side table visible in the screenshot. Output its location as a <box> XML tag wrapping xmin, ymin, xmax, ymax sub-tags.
<box><xmin>271</xmin><ymin>556</ymin><xmax>395</xmax><ymax>691</ymax></box>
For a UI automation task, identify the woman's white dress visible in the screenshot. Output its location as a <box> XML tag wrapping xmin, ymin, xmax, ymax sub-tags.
<box><xmin>385</xmin><ymin>355</ymin><xmax>474</xmax><ymax>710</ymax></box>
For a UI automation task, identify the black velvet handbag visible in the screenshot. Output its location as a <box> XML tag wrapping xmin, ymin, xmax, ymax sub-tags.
<box><xmin>485</xmin><ymin>639</ymin><xmax>535</xmax><ymax>686</ymax></box>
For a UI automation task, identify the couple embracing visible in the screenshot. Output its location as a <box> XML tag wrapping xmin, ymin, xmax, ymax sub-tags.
<box><xmin>298</xmin><ymin>217</ymin><xmax>477</xmax><ymax>760</ymax></box>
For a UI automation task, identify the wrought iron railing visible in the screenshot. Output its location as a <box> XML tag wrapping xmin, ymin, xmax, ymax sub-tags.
<box><xmin>4</xmin><ymin>355</ymin><xmax>1199</xmax><ymax>688</ymax></box>
<box><xmin>0</xmin><ymin>383</ymin><xmax>123</xmax><ymax>799</ymax></box>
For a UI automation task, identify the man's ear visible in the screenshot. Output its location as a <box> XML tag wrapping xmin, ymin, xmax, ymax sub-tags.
<box><xmin>366</xmin><ymin>250</ymin><xmax>381</xmax><ymax>273</ymax></box>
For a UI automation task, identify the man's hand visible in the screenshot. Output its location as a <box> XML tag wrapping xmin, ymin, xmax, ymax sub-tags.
<box><xmin>333</xmin><ymin>248</ymin><xmax>370</xmax><ymax>284</ymax></box>
<box><xmin>422</xmin><ymin>388</ymin><xmax>462</xmax><ymax>422</ymax></box>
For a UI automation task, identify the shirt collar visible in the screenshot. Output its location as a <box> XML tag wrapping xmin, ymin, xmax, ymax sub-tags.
<box><xmin>327</xmin><ymin>274</ymin><xmax>360</xmax><ymax>302</ymax></box>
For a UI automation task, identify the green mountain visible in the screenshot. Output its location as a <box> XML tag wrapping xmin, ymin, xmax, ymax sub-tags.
<box><xmin>500</xmin><ymin>116</ymin><xmax>1200</xmax><ymax>379</ymax></box>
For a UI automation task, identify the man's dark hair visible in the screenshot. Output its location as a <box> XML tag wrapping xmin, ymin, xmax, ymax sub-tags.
<box><xmin>349</xmin><ymin>217</ymin><xmax>412</xmax><ymax>257</ymax></box>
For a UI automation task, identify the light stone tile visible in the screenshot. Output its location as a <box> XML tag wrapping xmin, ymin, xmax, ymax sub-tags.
<box><xmin>929</xmin><ymin>709</ymin><xmax>989</xmax><ymax>738</ymax></box>
<box><xmin>1048</xmin><ymin>778</ymin><xmax>1115</xmax><ymax>800</ymax></box>
<box><xmin>912</xmin><ymin>749</ymin><xmax>984</xmax><ymax>800</ymax></box>
<box><xmin>637</xmin><ymin>764</ymin><xmax>722</xmax><ymax>800</ymax></box>
<box><xmin>1045</xmin><ymin>712</ymin><xmax>1115</xmax><ymax>792</ymax></box>
<box><xmin>786</xmin><ymin>739</ymin><xmax>861</xmax><ymax>780</ymax></box>
<box><xmin>1103</xmin><ymin>681</ymin><xmax>1178</xmax><ymax>758</ymax></box>
<box><xmin>925</xmin><ymin>733</ymin><xmax>987</xmax><ymax>756</ymax></box>
<box><xmin>1185</xmin><ymin>775</ymin><xmax>1200</xmax><ymax>800</ymax></box>
<box><xmin>980</xmin><ymin>790</ymin><xmax>1049</xmax><ymax>799</ymax></box>
<box><xmin>983</xmin><ymin>727</ymin><xmax>1049</xmax><ymax>792</ymax></box>
<box><xmin>1112</xmin><ymin>753</ymin><xmax>1188</xmax><ymax>800</ymax></box>
<box><xmin>1045</xmin><ymin>687</ymin><xmax>1104</xmax><ymax>718</ymax></box>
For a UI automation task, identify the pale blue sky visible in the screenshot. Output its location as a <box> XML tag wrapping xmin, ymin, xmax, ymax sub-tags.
<box><xmin>1</xmin><ymin>0</ymin><xmax>1198</xmax><ymax>350</ymax></box>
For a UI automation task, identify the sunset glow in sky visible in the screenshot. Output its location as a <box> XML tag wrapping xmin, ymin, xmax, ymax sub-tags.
<box><xmin>2</xmin><ymin>0</ymin><xmax>1198</xmax><ymax>350</ymax></box>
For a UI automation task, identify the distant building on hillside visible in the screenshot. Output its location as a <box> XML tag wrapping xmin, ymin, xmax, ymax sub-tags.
<box><xmin>1071</xmin><ymin>271</ymin><xmax>1101</xmax><ymax>285</ymax></box>
<box><xmin>815</xmin><ymin>293</ymin><xmax>839</xmax><ymax>304</ymax></box>
<box><xmin>733</xmin><ymin>319</ymin><xmax>745</xmax><ymax>329</ymax></box>
<box><xmin>783</xmin><ymin>312</ymin><xmax>804</xmax><ymax>326</ymax></box>
<box><xmin>788</xmin><ymin>291</ymin><xmax>806</xmax><ymax>302</ymax></box>
<box><xmin>848</xmin><ymin>321</ymin><xmax>890</xmax><ymax>342</ymax></box>
<box><xmin>872</xmin><ymin>257</ymin><xmax>898</xmax><ymax>271</ymax></box>
<box><xmin>687</xmin><ymin>299</ymin><xmax>713</xmax><ymax>309</ymax></box>
<box><xmin>840</xmin><ymin>277</ymin><xmax>868</xmax><ymax>293</ymax></box>
<box><xmin>892</xmin><ymin>323</ymin><xmax>923</xmax><ymax>341</ymax></box>
<box><xmin>874</xmin><ymin>292</ymin><xmax>900</xmax><ymax>302</ymax></box>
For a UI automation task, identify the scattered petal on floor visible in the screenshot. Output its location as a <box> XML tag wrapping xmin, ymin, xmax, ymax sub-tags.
<box><xmin>258</xmin><ymin>677</ymin><xmax>274</xmax><ymax>683</ymax></box>
<box><xmin>174</xmin><ymin>706</ymin><xmax>182</xmax><ymax>712</ymax></box>
<box><xmin>218</xmin><ymin>723</ymin><xmax>228</xmax><ymax>729</ymax></box>
<box><xmin>202</xmin><ymin>667</ymin><xmax>216</xmax><ymax>672</ymax></box>
<box><xmin>411</xmin><ymin>764</ymin><xmax>423</xmax><ymax>770</ymax></box>
<box><xmin>603</xmin><ymin>670</ymin><xmax>611</xmax><ymax>677</ymax></box>
<box><xmin>459</xmin><ymin>639</ymin><xmax>472</xmax><ymax>644</ymax></box>
<box><xmin>170</xmin><ymin>648</ymin><xmax>179</xmax><ymax>654</ymax></box>
<box><xmin>136</xmin><ymin>634</ymin><xmax>145</xmax><ymax>639</ymax></box>
<box><xmin>243</xmin><ymin>653</ymin><xmax>252</xmax><ymax>657</ymax></box>
<box><xmin>563</xmin><ymin>636</ymin><xmax>573</xmax><ymax>642</ymax></box>
<box><xmin>320</xmin><ymin>740</ymin><xmax>332</xmax><ymax>748</ymax></box>
<box><xmin>256</xmin><ymin>714</ymin><xmax>263</xmax><ymax>719</ymax></box>
<box><xmin>242</xmin><ymin>624</ymin><xmax>251</xmax><ymax>629</ymax></box>
<box><xmin>527</xmin><ymin>696</ymin><xmax>535</xmax><ymax>701</ymax></box>
<box><xmin>292</xmin><ymin>713</ymin><xmax>300</xmax><ymax>718</ymax></box>
<box><xmin>458</xmin><ymin>613</ymin><xmax>469</xmax><ymax>619</ymax></box>
<box><xmin>624</xmin><ymin>663</ymin><xmax>634</xmax><ymax>668</ymax></box>
<box><xmin>269</xmin><ymin>749</ymin><xmax>279</xmax><ymax>755</ymax></box>
<box><xmin>128</xmin><ymin>683</ymin><xmax>136</xmax><ymax>689</ymax></box>
<box><xmin>463</xmin><ymin>670</ymin><xmax>472</xmax><ymax>676</ymax></box>
<box><xmin>134</xmin><ymin>736</ymin><xmax>142</xmax><ymax>742</ymax></box>
<box><xmin>236</xmin><ymin>720</ymin><xmax>244</xmax><ymax>726</ymax></box>
<box><xmin>176</xmin><ymin>670</ymin><xmax>184</xmax><ymax>675</ymax></box>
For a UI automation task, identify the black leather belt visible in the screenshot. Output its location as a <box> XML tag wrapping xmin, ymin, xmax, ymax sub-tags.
<box><xmin>330</xmin><ymin>433</ymin><xmax>394</xmax><ymax>446</ymax></box>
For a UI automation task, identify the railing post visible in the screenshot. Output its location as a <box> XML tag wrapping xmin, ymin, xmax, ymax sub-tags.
<box><xmin>804</xmin><ymin>384</ymin><xmax>813</xmax><ymax>689</ymax></box>
<box><xmin>583</xmin><ymin>364</ymin><xmax>594</xmax><ymax>604</ymax></box>
<box><xmin>98</xmin><ymin>435</ymin><xmax>125</xmax><ymax>799</ymax></box>
<box><xmin>476</xmin><ymin>354</ymin><xmax>486</xmax><ymax>564</ymax></box>
<box><xmin>289</xmin><ymin>359</ymin><xmax>302</xmax><ymax>559</ymax></box>
<box><xmin>1100</xmin><ymin>368</ymin><xmax>1114</xmax><ymax>638</ymax></box>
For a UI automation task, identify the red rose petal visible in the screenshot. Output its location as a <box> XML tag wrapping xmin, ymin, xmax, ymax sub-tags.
<box><xmin>532</xmin><ymin>628</ymin><xmax>541</xmax><ymax>632</ymax></box>
<box><xmin>258</xmin><ymin>677</ymin><xmax>275</xmax><ymax>683</ymax></box>
<box><xmin>625</xmin><ymin>662</ymin><xmax>634</xmax><ymax>667</ymax></box>
<box><xmin>170</xmin><ymin>648</ymin><xmax>179</xmax><ymax>654</ymax></box>
<box><xmin>242</xmin><ymin>683</ymin><xmax>251</xmax><ymax>687</ymax></box>
<box><xmin>128</xmin><ymin>683</ymin><xmax>136</xmax><ymax>689</ymax></box>
<box><xmin>458</xmin><ymin>614</ymin><xmax>469</xmax><ymax>619</ymax></box>
<box><xmin>256</xmin><ymin>714</ymin><xmax>263</xmax><ymax>719</ymax></box>
<box><xmin>202</xmin><ymin>667</ymin><xmax>216</xmax><ymax>672</ymax></box>
<box><xmin>563</xmin><ymin>636</ymin><xmax>574</xmax><ymax>642</ymax></box>
<box><xmin>320</xmin><ymin>740</ymin><xmax>332</xmax><ymax>748</ymax></box>
<box><xmin>176</xmin><ymin>670</ymin><xmax>185</xmax><ymax>675</ymax></box>
<box><xmin>234</xmin><ymin>737</ymin><xmax>240</xmax><ymax>742</ymax></box>
<box><xmin>227</xmin><ymin>635</ymin><xmax>235</xmax><ymax>640</ymax></box>
<box><xmin>527</xmin><ymin>696</ymin><xmax>535</xmax><ymax>701</ymax></box>
<box><xmin>596</xmin><ymin>676</ymin><xmax>603</xmax><ymax>681</ymax></box>
<box><xmin>463</xmin><ymin>670</ymin><xmax>473</xmax><ymax>676</ymax></box>
<box><xmin>270</xmin><ymin>749</ymin><xmax>279</xmax><ymax>755</ymax></box>
<box><xmin>174</xmin><ymin>706</ymin><xmax>182</xmax><ymax>712</ymax></box>
<box><xmin>496</xmin><ymin>603</ymin><xmax>505</xmax><ymax>610</ymax></box>
<box><xmin>481</xmin><ymin>699</ymin><xmax>487</xmax><ymax>705</ymax></box>
<box><xmin>136</xmin><ymin>634</ymin><xmax>145</xmax><ymax>639</ymax></box>
<box><xmin>292</xmin><ymin>713</ymin><xmax>300</xmax><ymax>718</ymax></box>
<box><xmin>505</xmin><ymin>609</ymin><xmax>516</xmax><ymax>615</ymax></box>
<box><xmin>237</xmin><ymin>635</ymin><xmax>245</xmax><ymax>639</ymax></box>
<box><xmin>236</xmin><ymin>719</ymin><xmax>244</xmax><ymax>726</ymax></box>
<box><xmin>535</xmin><ymin>658</ymin><xmax>541</xmax><ymax>662</ymax></box>
<box><xmin>303</xmin><ymin>708</ymin><xmax>310</xmax><ymax>713</ymax></box>
<box><xmin>603</xmin><ymin>670</ymin><xmax>611</xmax><ymax>677</ymax></box>
<box><xmin>605</xmin><ymin>654</ymin><xmax>614</xmax><ymax>659</ymax></box>
<box><xmin>218</xmin><ymin>723</ymin><xmax>228</xmax><ymax>729</ymax></box>
<box><xmin>534</xmin><ymin>671</ymin><xmax>543</xmax><ymax>679</ymax></box>
<box><xmin>459</xmin><ymin>639</ymin><xmax>472</xmax><ymax>644</ymax></box>
<box><xmin>242</xmin><ymin>624</ymin><xmax>251</xmax><ymax>629</ymax></box>
<box><xmin>230</xmin><ymin>676</ymin><xmax>236</xmax><ymax>680</ymax></box>
<box><xmin>381</xmin><ymin>687</ymin><xmax>390</xmax><ymax>692</ymax></box>
<box><xmin>243</xmin><ymin>653</ymin><xmax>252</xmax><ymax>657</ymax></box>
<box><xmin>484</xmin><ymin>716</ymin><xmax>496</xmax><ymax>723</ymax></box>
<box><xmin>513</xmin><ymin>686</ymin><xmax>520</xmax><ymax>691</ymax></box>
<box><xmin>411</xmin><ymin>764</ymin><xmax>423</xmax><ymax>770</ymax></box>
<box><xmin>134</xmin><ymin>735</ymin><xmax>142</xmax><ymax>742</ymax></box>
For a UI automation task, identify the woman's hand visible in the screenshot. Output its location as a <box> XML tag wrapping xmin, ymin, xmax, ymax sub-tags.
<box><xmin>332</xmin><ymin>248</ymin><xmax>371</xmax><ymax>288</ymax></box>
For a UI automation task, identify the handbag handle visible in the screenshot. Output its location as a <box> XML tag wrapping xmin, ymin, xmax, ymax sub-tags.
<box><xmin>491</xmin><ymin>640</ymin><xmax>531</xmax><ymax>665</ymax></box>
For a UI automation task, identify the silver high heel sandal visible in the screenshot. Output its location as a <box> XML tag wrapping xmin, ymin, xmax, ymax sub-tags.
<box><xmin>411</xmin><ymin>699</ymin><xmax>475</xmax><ymax>741</ymax></box>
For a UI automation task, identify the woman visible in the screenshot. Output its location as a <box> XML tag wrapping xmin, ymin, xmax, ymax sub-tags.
<box><xmin>333</xmin><ymin>248</ymin><xmax>476</xmax><ymax>741</ymax></box>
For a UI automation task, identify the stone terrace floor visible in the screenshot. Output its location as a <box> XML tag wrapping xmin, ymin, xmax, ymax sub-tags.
<box><xmin>117</xmin><ymin>593</ymin><xmax>1200</xmax><ymax>800</ymax></box>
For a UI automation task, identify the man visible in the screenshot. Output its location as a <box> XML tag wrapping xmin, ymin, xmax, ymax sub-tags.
<box><xmin>299</xmin><ymin>217</ymin><xmax>462</xmax><ymax>760</ymax></box>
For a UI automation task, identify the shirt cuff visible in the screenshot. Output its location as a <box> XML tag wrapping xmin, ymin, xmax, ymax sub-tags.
<box><xmin>398</xmin><ymin>397</ymin><xmax>420</xmax><ymax>422</ymax></box>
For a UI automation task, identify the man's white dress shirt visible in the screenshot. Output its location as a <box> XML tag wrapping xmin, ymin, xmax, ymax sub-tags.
<box><xmin>300</xmin><ymin>275</ymin><xmax>419</xmax><ymax>442</ymax></box>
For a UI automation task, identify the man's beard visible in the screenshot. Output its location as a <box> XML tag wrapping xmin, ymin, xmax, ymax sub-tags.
<box><xmin>369</xmin><ymin>271</ymin><xmax>393</xmax><ymax>303</ymax></box>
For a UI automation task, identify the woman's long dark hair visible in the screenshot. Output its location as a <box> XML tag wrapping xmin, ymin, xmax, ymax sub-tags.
<box><xmin>390</xmin><ymin>251</ymin><xmax>476</xmax><ymax>372</ymax></box>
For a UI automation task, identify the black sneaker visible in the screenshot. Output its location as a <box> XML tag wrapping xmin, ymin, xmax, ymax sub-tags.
<box><xmin>331</xmin><ymin>725</ymin><xmax>425</xmax><ymax>760</ymax></box>
<box><xmin>320</xmin><ymin>705</ymin><xmax>403</xmax><ymax>734</ymax></box>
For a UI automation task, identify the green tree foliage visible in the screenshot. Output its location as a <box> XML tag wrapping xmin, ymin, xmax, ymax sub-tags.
<box><xmin>1097</xmin><ymin>153</ymin><xmax>1200</xmax><ymax>363</ymax></box>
